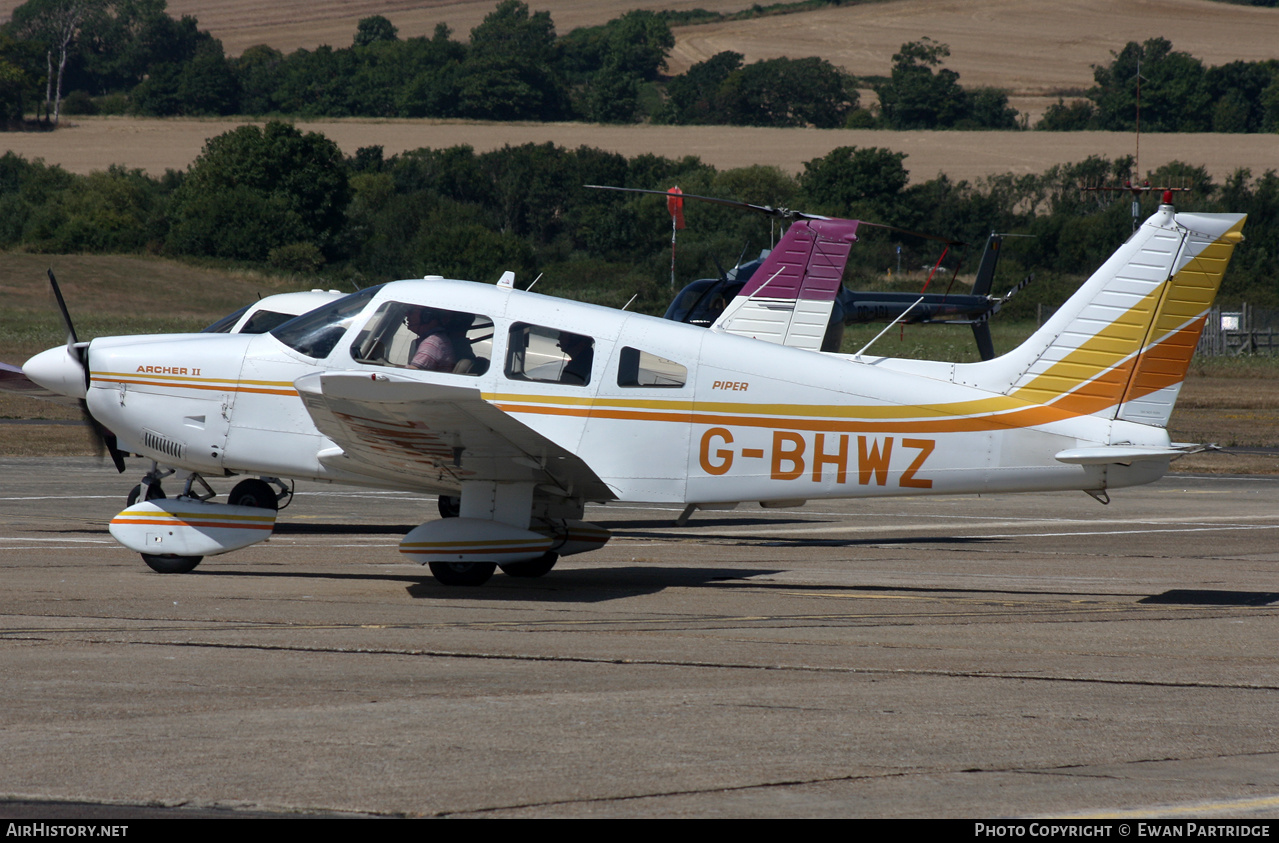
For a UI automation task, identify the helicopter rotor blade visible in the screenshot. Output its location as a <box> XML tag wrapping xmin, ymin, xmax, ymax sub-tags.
<box><xmin>584</xmin><ymin>184</ymin><xmax>829</xmax><ymax>221</ymax></box>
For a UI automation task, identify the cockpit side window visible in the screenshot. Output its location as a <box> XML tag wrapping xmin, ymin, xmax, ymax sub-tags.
<box><xmin>271</xmin><ymin>286</ymin><xmax>380</xmax><ymax>359</ymax></box>
<box><xmin>350</xmin><ymin>302</ymin><xmax>493</xmax><ymax>376</ymax></box>
<box><xmin>505</xmin><ymin>323</ymin><xmax>594</xmax><ymax>386</ymax></box>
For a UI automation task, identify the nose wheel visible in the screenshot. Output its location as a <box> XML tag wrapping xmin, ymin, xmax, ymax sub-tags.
<box><xmin>427</xmin><ymin>561</ymin><xmax>496</xmax><ymax>586</ymax></box>
<box><xmin>227</xmin><ymin>478</ymin><xmax>281</xmax><ymax>511</ymax></box>
<box><xmin>125</xmin><ymin>483</ymin><xmax>165</xmax><ymax>506</ymax></box>
<box><xmin>141</xmin><ymin>553</ymin><xmax>203</xmax><ymax>574</ymax></box>
<box><xmin>499</xmin><ymin>552</ymin><xmax>558</xmax><ymax>578</ymax></box>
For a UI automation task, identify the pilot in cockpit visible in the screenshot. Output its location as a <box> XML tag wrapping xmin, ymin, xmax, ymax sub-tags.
<box><xmin>405</xmin><ymin>307</ymin><xmax>456</xmax><ymax>372</ymax></box>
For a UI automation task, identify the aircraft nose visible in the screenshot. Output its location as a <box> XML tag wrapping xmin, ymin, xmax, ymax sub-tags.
<box><xmin>24</xmin><ymin>345</ymin><xmax>88</xmax><ymax>399</ymax></box>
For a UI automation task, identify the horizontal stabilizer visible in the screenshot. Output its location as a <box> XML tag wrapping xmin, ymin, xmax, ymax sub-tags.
<box><xmin>1054</xmin><ymin>445</ymin><xmax>1199</xmax><ymax>466</ymax></box>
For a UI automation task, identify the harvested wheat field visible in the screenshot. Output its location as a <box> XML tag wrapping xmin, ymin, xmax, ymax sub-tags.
<box><xmin>667</xmin><ymin>0</ymin><xmax>1279</xmax><ymax>122</ymax></box>
<box><xmin>5</xmin><ymin>117</ymin><xmax>1278</xmax><ymax>187</ymax></box>
<box><xmin>3</xmin><ymin>0</ymin><xmax>1274</xmax><ymax>123</ymax></box>
<box><xmin>0</xmin><ymin>0</ymin><xmax>748</xmax><ymax>56</ymax></box>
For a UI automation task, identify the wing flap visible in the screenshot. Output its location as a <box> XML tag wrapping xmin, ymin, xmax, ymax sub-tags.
<box><xmin>295</xmin><ymin>371</ymin><xmax>611</xmax><ymax>499</ymax></box>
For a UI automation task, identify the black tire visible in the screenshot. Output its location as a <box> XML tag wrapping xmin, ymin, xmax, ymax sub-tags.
<box><xmin>228</xmin><ymin>478</ymin><xmax>279</xmax><ymax>511</ymax></box>
<box><xmin>428</xmin><ymin>561</ymin><xmax>495</xmax><ymax>586</ymax></box>
<box><xmin>437</xmin><ymin>495</ymin><xmax>460</xmax><ymax>518</ymax></box>
<box><xmin>125</xmin><ymin>483</ymin><xmax>165</xmax><ymax>507</ymax></box>
<box><xmin>141</xmin><ymin>553</ymin><xmax>202</xmax><ymax>574</ymax></box>
<box><xmin>499</xmin><ymin>552</ymin><xmax>558</xmax><ymax>578</ymax></box>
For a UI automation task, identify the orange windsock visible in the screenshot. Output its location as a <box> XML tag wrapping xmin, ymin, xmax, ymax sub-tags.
<box><xmin>667</xmin><ymin>187</ymin><xmax>685</xmax><ymax>230</ymax></box>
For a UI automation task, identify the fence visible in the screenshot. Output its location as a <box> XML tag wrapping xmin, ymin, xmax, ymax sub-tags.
<box><xmin>1196</xmin><ymin>305</ymin><xmax>1279</xmax><ymax>357</ymax></box>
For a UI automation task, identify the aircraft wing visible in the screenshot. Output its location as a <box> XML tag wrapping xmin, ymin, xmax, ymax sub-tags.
<box><xmin>294</xmin><ymin>371</ymin><xmax>613</xmax><ymax>500</ymax></box>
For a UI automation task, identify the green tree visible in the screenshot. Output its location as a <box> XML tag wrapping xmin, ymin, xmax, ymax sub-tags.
<box><xmin>75</xmin><ymin>0</ymin><xmax>199</xmax><ymax>94</ymax></box>
<box><xmin>961</xmin><ymin>87</ymin><xmax>1018</xmax><ymax>129</ymax></box>
<box><xmin>798</xmin><ymin>146</ymin><xmax>909</xmax><ymax>219</ymax></box>
<box><xmin>598</xmin><ymin>10</ymin><xmax>672</xmax><ymax>82</ymax></box>
<box><xmin>353</xmin><ymin>15</ymin><xmax>398</xmax><ymax>47</ymax></box>
<box><xmin>656</xmin><ymin>50</ymin><xmax>742</xmax><ymax>124</ymax></box>
<box><xmin>167</xmin><ymin>121</ymin><xmax>351</xmax><ymax>261</ymax></box>
<box><xmin>9</xmin><ymin>0</ymin><xmax>104</xmax><ymax>124</ymax></box>
<box><xmin>234</xmin><ymin>44</ymin><xmax>284</xmax><ymax>114</ymax></box>
<box><xmin>582</xmin><ymin>65</ymin><xmax>639</xmax><ymax>123</ymax></box>
<box><xmin>0</xmin><ymin>57</ymin><xmax>30</xmax><ymax>121</ymax></box>
<box><xmin>875</xmin><ymin>38</ymin><xmax>968</xmax><ymax>129</ymax></box>
<box><xmin>1263</xmin><ymin>77</ymin><xmax>1279</xmax><ymax>132</ymax></box>
<box><xmin>1089</xmin><ymin>38</ymin><xmax>1210</xmax><ymax>132</ymax></box>
<box><xmin>718</xmin><ymin>57</ymin><xmax>856</xmax><ymax>128</ymax></box>
<box><xmin>173</xmin><ymin>38</ymin><xmax>237</xmax><ymax>114</ymax></box>
<box><xmin>1206</xmin><ymin>60</ymin><xmax>1278</xmax><ymax>132</ymax></box>
<box><xmin>569</xmin><ymin>11</ymin><xmax>673</xmax><ymax>122</ymax></box>
<box><xmin>1036</xmin><ymin>98</ymin><xmax>1095</xmax><ymax>130</ymax></box>
<box><xmin>458</xmin><ymin>0</ymin><xmax>568</xmax><ymax>120</ymax></box>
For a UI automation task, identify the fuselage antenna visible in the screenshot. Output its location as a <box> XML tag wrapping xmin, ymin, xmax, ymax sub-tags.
<box><xmin>854</xmin><ymin>297</ymin><xmax>925</xmax><ymax>359</ymax></box>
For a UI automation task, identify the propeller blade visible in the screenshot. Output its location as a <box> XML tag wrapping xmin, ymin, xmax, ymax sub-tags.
<box><xmin>48</xmin><ymin>268</ymin><xmax>79</xmax><ymax>347</ymax></box>
<box><xmin>48</xmin><ymin>269</ymin><xmax>91</xmax><ymax>392</ymax></box>
<box><xmin>78</xmin><ymin>399</ymin><xmax>127</xmax><ymax>473</ymax></box>
<box><xmin>48</xmin><ymin>270</ymin><xmax>121</xmax><ymax>470</ymax></box>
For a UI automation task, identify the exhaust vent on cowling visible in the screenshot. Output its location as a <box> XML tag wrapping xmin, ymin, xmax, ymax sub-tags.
<box><xmin>141</xmin><ymin>429</ymin><xmax>185</xmax><ymax>461</ymax></box>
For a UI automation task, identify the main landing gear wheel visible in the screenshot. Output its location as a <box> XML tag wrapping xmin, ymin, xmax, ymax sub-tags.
<box><xmin>141</xmin><ymin>553</ymin><xmax>202</xmax><ymax>574</ymax></box>
<box><xmin>228</xmin><ymin>478</ymin><xmax>279</xmax><ymax>510</ymax></box>
<box><xmin>499</xmin><ymin>552</ymin><xmax>558</xmax><ymax>578</ymax></box>
<box><xmin>125</xmin><ymin>483</ymin><xmax>165</xmax><ymax>506</ymax></box>
<box><xmin>437</xmin><ymin>495</ymin><xmax>460</xmax><ymax>518</ymax></box>
<box><xmin>428</xmin><ymin>561</ymin><xmax>496</xmax><ymax>586</ymax></box>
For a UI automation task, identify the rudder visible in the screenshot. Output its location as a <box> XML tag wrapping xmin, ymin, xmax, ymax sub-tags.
<box><xmin>962</xmin><ymin>203</ymin><xmax>1245</xmax><ymax>425</ymax></box>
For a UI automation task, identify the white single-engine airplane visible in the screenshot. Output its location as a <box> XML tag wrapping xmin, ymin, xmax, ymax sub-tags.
<box><xmin>22</xmin><ymin>199</ymin><xmax>1246</xmax><ymax>586</ymax></box>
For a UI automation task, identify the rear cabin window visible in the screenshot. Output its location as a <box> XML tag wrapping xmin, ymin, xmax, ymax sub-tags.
<box><xmin>350</xmin><ymin>302</ymin><xmax>493</xmax><ymax>375</ymax></box>
<box><xmin>505</xmin><ymin>323</ymin><xmax>594</xmax><ymax>386</ymax></box>
<box><xmin>617</xmin><ymin>347</ymin><xmax>687</xmax><ymax>388</ymax></box>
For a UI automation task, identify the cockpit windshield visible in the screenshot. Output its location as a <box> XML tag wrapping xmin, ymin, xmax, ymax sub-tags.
<box><xmin>202</xmin><ymin>304</ymin><xmax>252</xmax><ymax>333</ymax></box>
<box><xmin>271</xmin><ymin>286</ymin><xmax>382</xmax><ymax>359</ymax></box>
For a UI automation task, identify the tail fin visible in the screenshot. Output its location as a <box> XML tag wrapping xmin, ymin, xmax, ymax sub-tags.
<box><xmin>711</xmin><ymin>218</ymin><xmax>859</xmax><ymax>351</ymax></box>
<box><xmin>969</xmin><ymin>233</ymin><xmax>1003</xmax><ymax>360</ymax></box>
<box><xmin>961</xmin><ymin>203</ymin><xmax>1245</xmax><ymax>427</ymax></box>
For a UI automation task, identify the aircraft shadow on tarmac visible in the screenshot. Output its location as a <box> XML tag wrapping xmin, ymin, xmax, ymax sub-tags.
<box><xmin>141</xmin><ymin>561</ymin><xmax>1279</xmax><ymax>605</ymax></box>
<box><xmin>1140</xmin><ymin>589</ymin><xmax>1279</xmax><ymax>606</ymax></box>
<box><xmin>230</xmin><ymin>519</ymin><xmax>1011</xmax><ymax>550</ymax></box>
<box><xmin>193</xmin><ymin>565</ymin><xmax>772</xmax><ymax>602</ymax></box>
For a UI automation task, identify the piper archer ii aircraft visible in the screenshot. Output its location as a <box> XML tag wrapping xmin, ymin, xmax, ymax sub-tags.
<box><xmin>21</xmin><ymin>198</ymin><xmax>1246</xmax><ymax>586</ymax></box>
